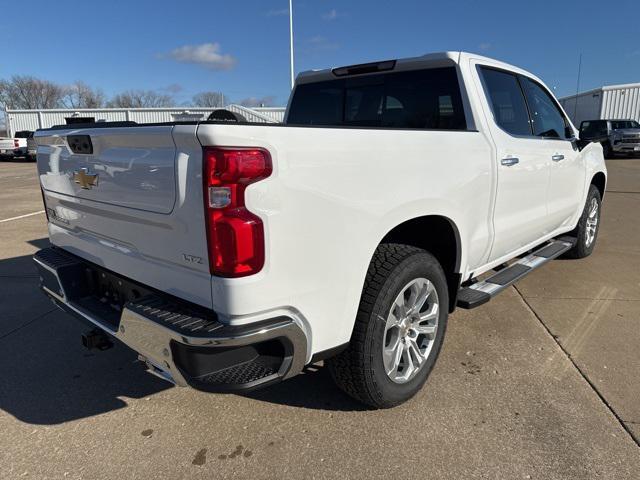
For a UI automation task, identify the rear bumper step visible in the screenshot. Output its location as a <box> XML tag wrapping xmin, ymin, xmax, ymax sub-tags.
<box><xmin>33</xmin><ymin>247</ymin><xmax>308</xmax><ymax>392</ymax></box>
<box><xmin>457</xmin><ymin>237</ymin><xmax>576</xmax><ymax>309</ymax></box>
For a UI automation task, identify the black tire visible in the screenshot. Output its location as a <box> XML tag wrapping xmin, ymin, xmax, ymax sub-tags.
<box><xmin>565</xmin><ymin>184</ymin><xmax>602</xmax><ymax>259</ymax></box>
<box><xmin>327</xmin><ymin>243</ymin><xmax>449</xmax><ymax>409</ymax></box>
<box><xmin>602</xmin><ymin>142</ymin><xmax>613</xmax><ymax>159</ymax></box>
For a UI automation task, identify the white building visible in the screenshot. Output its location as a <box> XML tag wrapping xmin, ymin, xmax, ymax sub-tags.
<box><xmin>559</xmin><ymin>83</ymin><xmax>640</xmax><ymax>127</ymax></box>
<box><xmin>3</xmin><ymin>105</ymin><xmax>285</xmax><ymax>137</ymax></box>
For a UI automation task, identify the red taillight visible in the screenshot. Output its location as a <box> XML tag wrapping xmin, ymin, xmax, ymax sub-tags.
<box><xmin>203</xmin><ymin>147</ymin><xmax>272</xmax><ymax>277</ymax></box>
<box><xmin>14</xmin><ymin>139</ymin><xmax>19</xmax><ymax>148</ymax></box>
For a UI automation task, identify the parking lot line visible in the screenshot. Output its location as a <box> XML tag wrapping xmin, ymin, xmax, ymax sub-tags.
<box><xmin>0</xmin><ymin>210</ymin><xmax>44</xmax><ymax>223</ymax></box>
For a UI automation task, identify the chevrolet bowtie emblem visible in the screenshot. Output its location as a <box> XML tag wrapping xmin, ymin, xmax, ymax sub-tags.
<box><xmin>73</xmin><ymin>168</ymin><xmax>99</xmax><ymax>189</ymax></box>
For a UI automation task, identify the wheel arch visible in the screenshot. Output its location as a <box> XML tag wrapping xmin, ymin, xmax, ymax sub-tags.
<box><xmin>591</xmin><ymin>171</ymin><xmax>606</xmax><ymax>200</ymax></box>
<box><xmin>379</xmin><ymin>215</ymin><xmax>462</xmax><ymax>312</ymax></box>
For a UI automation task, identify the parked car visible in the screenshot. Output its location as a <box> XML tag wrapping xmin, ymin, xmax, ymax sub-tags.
<box><xmin>579</xmin><ymin>119</ymin><xmax>640</xmax><ymax>158</ymax></box>
<box><xmin>0</xmin><ymin>137</ymin><xmax>24</xmax><ymax>159</ymax></box>
<box><xmin>33</xmin><ymin>52</ymin><xmax>606</xmax><ymax>408</ymax></box>
<box><xmin>0</xmin><ymin>131</ymin><xmax>32</xmax><ymax>159</ymax></box>
<box><xmin>0</xmin><ymin>137</ymin><xmax>15</xmax><ymax>158</ymax></box>
<box><xmin>25</xmin><ymin>131</ymin><xmax>37</xmax><ymax>160</ymax></box>
<box><xmin>12</xmin><ymin>130</ymin><xmax>32</xmax><ymax>158</ymax></box>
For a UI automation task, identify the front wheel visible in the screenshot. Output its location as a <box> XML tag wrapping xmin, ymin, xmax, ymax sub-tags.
<box><xmin>327</xmin><ymin>243</ymin><xmax>448</xmax><ymax>409</ymax></box>
<box><xmin>565</xmin><ymin>185</ymin><xmax>602</xmax><ymax>259</ymax></box>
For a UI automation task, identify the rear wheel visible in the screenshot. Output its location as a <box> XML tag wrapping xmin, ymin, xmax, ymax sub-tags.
<box><xmin>602</xmin><ymin>142</ymin><xmax>614</xmax><ymax>159</ymax></box>
<box><xmin>327</xmin><ymin>243</ymin><xmax>448</xmax><ymax>409</ymax></box>
<box><xmin>566</xmin><ymin>185</ymin><xmax>601</xmax><ymax>259</ymax></box>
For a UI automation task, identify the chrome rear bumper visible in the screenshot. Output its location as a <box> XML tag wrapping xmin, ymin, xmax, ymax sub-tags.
<box><xmin>34</xmin><ymin>247</ymin><xmax>308</xmax><ymax>392</ymax></box>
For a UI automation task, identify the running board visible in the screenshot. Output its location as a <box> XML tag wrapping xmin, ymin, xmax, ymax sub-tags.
<box><xmin>456</xmin><ymin>236</ymin><xmax>576</xmax><ymax>309</ymax></box>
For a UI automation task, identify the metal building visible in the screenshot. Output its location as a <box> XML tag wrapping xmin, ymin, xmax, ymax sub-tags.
<box><xmin>559</xmin><ymin>83</ymin><xmax>640</xmax><ymax>127</ymax></box>
<box><xmin>3</xmin><ymin>105</ymin><xmax>285</xmax><ymax>137</ymax></box>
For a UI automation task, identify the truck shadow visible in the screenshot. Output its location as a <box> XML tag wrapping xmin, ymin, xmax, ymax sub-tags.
<box><xmin>243</xmin><ymin>364</ymin><xmax>368</xmax><ymax>412</ymax></box>
<box><xmin>0</xmin><ymin>246</ymin><xmax>171</xmax><ymax>425</ymax></box>
<box><xmin>0</xmin><ymin>240</ymin><xmax>365</xmax><ymax>424</ymax></box>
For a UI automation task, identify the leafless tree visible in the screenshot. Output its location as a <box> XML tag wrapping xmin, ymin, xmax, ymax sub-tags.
<box><xmin>192</xmin><ymin>91</ymin><xmax>225</xmax><ymax>108</ymax></box>
<box><xmin>107</xmin><ymin>90</ymin><xmax>174</xmax><ymax>108</ymax></box>
<box><xmin>0</xmin><ymin>75</ymin><xmax>64</xmax><ymax>109</ymax></box>
<box><xmin>62</xmin><ymin>81</ymin><xmax>106</xmax><ymax>108</ymax></box>
<box><xmin>239</xmin><ymin>96</ymin><xmax>276</xmax><ymax>108</ymax></box>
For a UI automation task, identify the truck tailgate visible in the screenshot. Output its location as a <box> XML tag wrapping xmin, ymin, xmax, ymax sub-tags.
<box><xmin>35</xmin><ymin>125</ymin><xmax>213</xmax><ymax>308</ymax></box>
<box><xmin>38</xmin><ymin>127</ymin><xmax>177</xmax><ymax>213</ymax></box>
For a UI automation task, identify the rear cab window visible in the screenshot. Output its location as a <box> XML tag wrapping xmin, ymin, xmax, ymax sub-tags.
<box><xmin>286</xmin><ymin>67</ymin><xmax>468</xmax><ymax>130</ymax></box>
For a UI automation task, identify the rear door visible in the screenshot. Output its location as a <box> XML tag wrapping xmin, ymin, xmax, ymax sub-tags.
<box><xmin>519</xmin><ymin>77</ymin><xmax>584</xmax><ymax>229</ymax></box>
<box><xmin>476</xmin><ymin>66</ymin><xmax>552</xmax><ymax>260</ymax></box>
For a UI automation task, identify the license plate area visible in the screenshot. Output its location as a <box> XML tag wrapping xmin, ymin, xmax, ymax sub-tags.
<box><xmin>70</xmin><ymin>263</ymin><xmax>154</xmax><ymax>330</ymax></box>
<box><xmin>35</xmin><ymin>248</ymin><xmax>154</xmax><ymax>331</ymax></box>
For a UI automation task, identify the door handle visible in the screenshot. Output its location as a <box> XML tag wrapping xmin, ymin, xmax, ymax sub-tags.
<box><xmin>552</xmin><ymin>154</ymin><xmax>565</xmax><ymax>162</ymax></box>
<box><xmin>501</xmin><ymin>157</ymin><xmax>520</xmax><ymax>167</ymax></box>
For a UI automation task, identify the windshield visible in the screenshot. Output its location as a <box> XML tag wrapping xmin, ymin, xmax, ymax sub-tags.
<box><xmin>611</xmin><ymin>120</ymin><xmax>640</xmax><ymax>130</ymax></box>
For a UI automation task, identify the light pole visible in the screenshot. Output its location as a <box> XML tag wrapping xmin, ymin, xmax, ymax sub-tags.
<box><xmin>289</xmin><ymin>0</ymin><xmax>295</xmax><ymax>89</ymax></box>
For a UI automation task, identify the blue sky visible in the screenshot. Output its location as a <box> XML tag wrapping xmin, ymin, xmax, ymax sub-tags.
<box><xmin>1</xmin><ymin>0</ymin><xmax>639</xmax><ymax>106</ymax></box>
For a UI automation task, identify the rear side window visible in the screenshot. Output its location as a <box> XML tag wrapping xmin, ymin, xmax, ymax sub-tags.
<box><xmin>520</xmin><ymin>78</ymin><xmax>570</xmax><ymax>139</ymax></box>
<box><xmin>287</xmin><ymin>67</ymin><xmax>467</xmax><ymax>130</ymax></box>
<box><xmin>480</xmin><ymin>68</ymin><xmax>532</xmax><ymax>136</ymax></box>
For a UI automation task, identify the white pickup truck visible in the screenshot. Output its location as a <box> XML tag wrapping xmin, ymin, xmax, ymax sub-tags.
<box><xmin>0</xmin><ymin>133</ymin><xmax>28</xmax><ymax>158</ymax></box>
<box><xmin>34</xmin><ymin>52</ymin><xmax>606</xmax><ymax>408</ymax></box>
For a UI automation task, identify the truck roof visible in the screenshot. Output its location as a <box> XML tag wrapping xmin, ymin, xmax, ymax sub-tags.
<box><xmin>296</xmin><ymin>51</ymin><xmax>542</xmax><ymax>86</ymax></box>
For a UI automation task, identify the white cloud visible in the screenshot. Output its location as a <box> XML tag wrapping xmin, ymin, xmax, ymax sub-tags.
<box><xmin>322</xmin><ymin>9</ymin><xmax>339</xmax><ymax>20</ymax></box>
<box><xmin>300</xmin><ymin>36</ymin><xmax>340</xmax><ymax>54</ymax></box>
<box><xmin>478</xmin><ymin>42</ymin><xmax>492</xmax><ymax>51</ymax></box>
<box><xmin>267</xmin><ymin>8</ymin><xmax>289</xmax><ymax>17</ymax></box>
<box><xmin>164</xmin><ymin>43</ymin><xmax>237</xmax><ymax>71</ymax></box>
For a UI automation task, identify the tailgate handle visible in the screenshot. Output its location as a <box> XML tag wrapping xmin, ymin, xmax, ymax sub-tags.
<box><xmin>67</xmin><ymin>135</ymin><xmax>93</xmax><ymax>155</ymax></box>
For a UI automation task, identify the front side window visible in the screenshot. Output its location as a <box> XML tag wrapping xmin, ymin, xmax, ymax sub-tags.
<box><xmin>520</xmin><ymin>78</ymin><xmax>569</xmax><ymax>139</ymax></box>
<box><xmin>287</xmin><ymin>67</ymin><xmax>467</xmax><ymax>130</ymax></box>
<box><xmin>480</xmin><ymin>68</ymin><xmax>532</xmax><ymax>136</ymax></box>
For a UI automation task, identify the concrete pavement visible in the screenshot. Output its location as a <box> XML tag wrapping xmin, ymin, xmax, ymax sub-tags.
<box><xmin>0</xmin><ymin>158</ymin><xmax>638</xmax><ymax>479</ymax></box>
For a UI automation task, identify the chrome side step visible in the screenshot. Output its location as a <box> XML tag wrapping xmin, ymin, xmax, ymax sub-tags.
<box><xmin>456</xmin><ymin>236</ymin><xmax>576</xmax><ymax>309</ymax></box>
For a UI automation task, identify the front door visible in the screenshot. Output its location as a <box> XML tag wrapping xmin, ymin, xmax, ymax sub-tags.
<box><xmin>519</xmin><ymin>77</ymin><xmax>585</xmax><ymax>229</ymax></box>
<box><xmin>476</xmin><ymin>65</ymin><xmax>552</xmax><ymax>261</ymax></box>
